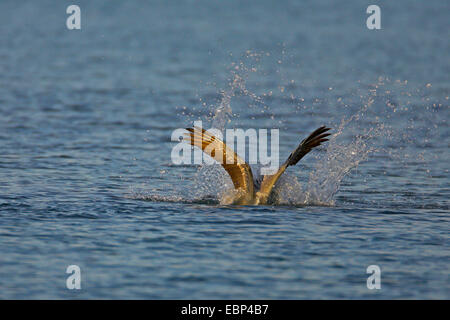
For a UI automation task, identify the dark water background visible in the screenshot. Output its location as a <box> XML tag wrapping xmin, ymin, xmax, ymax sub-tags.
<box><xmin>0</xmin><ymin>0</ymin><xmax>448</xmax><ymax>299</ymax></box>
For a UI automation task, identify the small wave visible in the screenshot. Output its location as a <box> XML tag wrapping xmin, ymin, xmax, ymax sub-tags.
<box><xmin>129</xmin><ymin>189</ymin><xmax>334</xmax><ymax>207</ymax></box>
<box><xmin>129</xmin><ymin>192</ymin><xmax>219</xmax><ymax>205</ymax></box>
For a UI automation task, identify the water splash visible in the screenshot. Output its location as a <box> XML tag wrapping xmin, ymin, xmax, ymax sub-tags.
<box><xmin>267</xmin><ymin>105</ymin><xmax>390</xmax><ymax>206</ymax></box>
<box><xmin>134</xmin><ymin>53</ymin><xmax>445</xmax><ymax>206</ymax></box>
<box><xmin>192</xmin><ymin>72</ymin><xmax>248</xmax><ymax>201</ymax></box>
<box><xmin>190</xmin><ymin>65</ymin><xmax>391</xmax><ymax>206</ymax></box>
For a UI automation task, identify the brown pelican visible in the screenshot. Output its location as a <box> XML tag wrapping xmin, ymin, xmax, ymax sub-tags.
<box><xmin>184</xmin><ymin>126</ymin><xmax>331</xmax><ymax>205</ymax></box>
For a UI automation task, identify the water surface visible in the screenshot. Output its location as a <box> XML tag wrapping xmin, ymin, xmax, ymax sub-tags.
<box><xmin>0</xmin><ymin>0</ymin><xmax>448</xmax><ymax>299</ymax></box>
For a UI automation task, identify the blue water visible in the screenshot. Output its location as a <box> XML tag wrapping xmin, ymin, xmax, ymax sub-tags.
<box><xmin>0</xmin><ymin>0</ymin><xmax>448</xmax><ymax>299</ymax></box>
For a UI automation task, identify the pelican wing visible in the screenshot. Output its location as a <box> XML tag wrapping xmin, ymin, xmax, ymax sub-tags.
<box><xmin>259</xmin><ymin>126</ymin><xmax>331</xmax><ymax>195</ymax></box>
<box><xmin>184</xmin><ymin>127</ymin><xmax>254</xmax><ymax>195</ymax></box>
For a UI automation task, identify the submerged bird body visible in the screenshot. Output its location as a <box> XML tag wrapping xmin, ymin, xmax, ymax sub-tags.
<box><xmin>184</xmin><ymin>126</ymin><xmax>331</xmax><ymax>205</ymax></box>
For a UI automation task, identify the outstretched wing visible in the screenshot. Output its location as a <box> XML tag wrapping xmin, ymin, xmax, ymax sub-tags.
<box><xmin>259</xmin><ymin>126</ymin><xmax>331</xmax><ymax>195</ymax></box>
<box><xmin>184</xmin><ymin>126</ymin><xmax>254</xmax><ymax>195</ymax></box>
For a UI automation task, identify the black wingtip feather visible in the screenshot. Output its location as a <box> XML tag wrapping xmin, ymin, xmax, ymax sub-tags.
<box><xmin>285</xmin><ymin>126</ymin><xmax>332</xmax><ymax>166</ymax></box>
